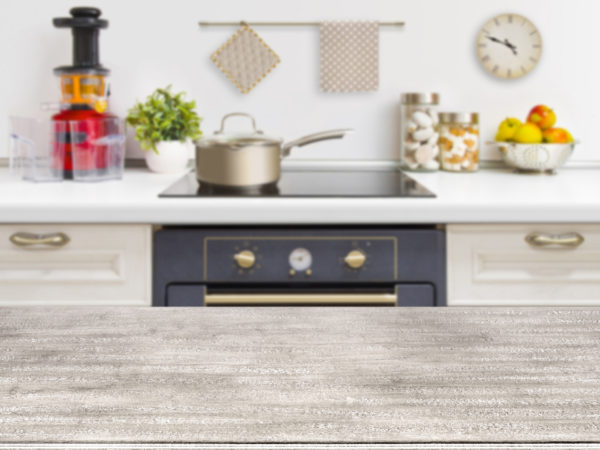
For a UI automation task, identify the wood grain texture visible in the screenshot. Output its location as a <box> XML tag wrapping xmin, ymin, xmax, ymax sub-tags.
<box><xmin>3</xmin><ymin>445</ymin><xmax>600</xmax><ymax>450</ymax></box>
<box><xmin>1</xmin><ymin>307</ymin><xmax>600</xmax><ymax>444</ymax></box>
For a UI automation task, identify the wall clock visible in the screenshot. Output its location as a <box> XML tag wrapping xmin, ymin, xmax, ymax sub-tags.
<box><xmin>476</xmin><ymin>13</ymin><xmax>542</xmax><ymax>80</ymax></box>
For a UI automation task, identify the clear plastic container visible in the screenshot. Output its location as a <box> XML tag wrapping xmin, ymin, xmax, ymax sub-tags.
<box><xmin>438</xmin><ymin>112</ymin><xmax>479</xmax><ymax>172</ymax></box>
<box><xmin>9</xmin><ymin>116</ymin><xmax>125</xmax><ymax>182</ymax></box>
<box><xmin>9</xmin><ymin>117</ymin><xmax>66</xmax><ymax>182</ymax></box>
<box><xmin>400</xmin><ymin>92</ymin><xmax>440</xmax><ymax>172</ymax></box>
<box><xmin>58</xmin><ymin>74</ymin><xmax>110</xmax><ymax>113</ymax></box>
<box><xmin>70</xmin><ymin>118</ymin><xmax>125</xmax><ymax>182</ymax></box>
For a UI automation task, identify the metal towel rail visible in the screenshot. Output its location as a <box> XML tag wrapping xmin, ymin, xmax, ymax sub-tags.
<box><xmin>198</xmin><ymin>21</ymin><xmax>404</xmax><ymax>28</ymax></box>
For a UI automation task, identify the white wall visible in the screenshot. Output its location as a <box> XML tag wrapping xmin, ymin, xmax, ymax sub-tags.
<box><xmin>1</xmin><ymin>0</ymin><xmax>598</xmax><ymax>161</ymax></box>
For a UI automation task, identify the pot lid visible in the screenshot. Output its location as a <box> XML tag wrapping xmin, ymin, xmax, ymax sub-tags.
<box><xmin>197</xmin><ymin>113</ymin><xmax>282</xmax><ymax>147</ymax></box>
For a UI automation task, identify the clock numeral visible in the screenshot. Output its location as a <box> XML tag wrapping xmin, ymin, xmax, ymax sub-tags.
<box><xmin>482</xmin><ymin>28</ymin><xmax>490</xmax><ymax>35</ymax></box>
<box><xmin>492</xmin><ymin>65</ymin><xmax>499</xmax><ymax>73</ymax></box>
<box><xmin>529</xmin><ymin>30</ymin><xmax>538</xmax><ymax>36</ymax></box>
<box><xmin>529</xmin><ymin>57</ymin><xmax>538</xmax><ymax>63</ymax></box>
<box><xmin>478</xmin><ymin>43</ymin><xmax>487</xmax><ymax>48</ymax></box>
<box><xmin>508</xmin><ymin>15</ymin><xmax>513</xmax><ymax>23</ymax></box>
<box><xmin>532</xmin><ymin>44</ymin><xmax>541</xmax><ymax>48</ymax></box>
<box><xmin>507</xmin><ymin>69</ymin><xmax>512</xmax><ymax>78</ymax></box>
<box><xmin>494</xmin><ymin>18</ymin><xmax>500</xmax><ymax>26</ymax></box>
<box><xmin>521</xmin><ymin>65</ymin><xmax>527</xmax><ymax>73</ymax></box>
<box><xmin>482</xmin><ymin>55</ymin><xmax>490</xmax><ymax>62</ymax></box>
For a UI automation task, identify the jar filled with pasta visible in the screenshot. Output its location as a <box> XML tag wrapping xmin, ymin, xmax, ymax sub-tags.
<box><xmin>438</xmin><ymin>113</ymin><xmax>479</xmax><ymax>172</ymax></box>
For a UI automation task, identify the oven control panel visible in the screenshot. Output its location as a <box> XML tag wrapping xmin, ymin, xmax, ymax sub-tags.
<box><xmin>204</xmin><ymin>237</ymin><xmax>397</xmax><ymax>282</ymax></box>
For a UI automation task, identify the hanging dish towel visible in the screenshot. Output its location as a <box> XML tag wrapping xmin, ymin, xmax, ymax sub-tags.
<box><xmin>320</xmin><ymin>21</ymin><xmax>379</xmax><ymax>92</ymax></box>
<box><xmin>211</xmin><ymin>24</ymin><xmax>281</xmax><ymax>94</ymax></box>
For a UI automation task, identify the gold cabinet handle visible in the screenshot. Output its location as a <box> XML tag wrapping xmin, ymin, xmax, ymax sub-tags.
<box><xmin>9</xmin><ymin>232</ymin><xmax>70</xmax><ymax>248</ymax></box>
<box><xmin>525</xmin><ymin>232</ymin><xmax>584</xmax><ymax>248</ymax></box>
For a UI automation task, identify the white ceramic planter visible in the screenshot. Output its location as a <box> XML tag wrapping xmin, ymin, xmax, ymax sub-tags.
<box><xmin>144</xmin><ymin>140</ymin><xmax>193</xmax><ymax>174</ymax></box>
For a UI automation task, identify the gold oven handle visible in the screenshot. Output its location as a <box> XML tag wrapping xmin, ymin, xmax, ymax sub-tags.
<box><xmin>204</xmin><ymin>291</ymin><xmax>397</xmax><ymax>306</ymax></box>
<box><xmin>9</xmin><ymin>232</ymin><xmax>70</xmax><ymax>248</ymax></box>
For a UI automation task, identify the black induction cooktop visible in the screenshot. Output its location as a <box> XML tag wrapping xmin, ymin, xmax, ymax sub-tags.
<box><xmin>159</xmin><ymin>170</ymin><xmax>435</xmax><ymax>198</ymax></box>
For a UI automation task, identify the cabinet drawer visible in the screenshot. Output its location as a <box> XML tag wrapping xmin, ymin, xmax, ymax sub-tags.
<box><xmin>448</xmin><ymin>224</ymin><xmax>600</xmax><ymax>306</ymax></box>
<box><xmin>0</xmin><ymin>225</ymin><xmax>151</xmax><ymax>305</ymax></box>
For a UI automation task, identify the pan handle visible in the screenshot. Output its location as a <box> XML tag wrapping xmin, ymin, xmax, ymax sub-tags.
<box><xmin>281</xmin><ymin>129</ymin><xmax>353</xmax><ymax>157</ymax></box>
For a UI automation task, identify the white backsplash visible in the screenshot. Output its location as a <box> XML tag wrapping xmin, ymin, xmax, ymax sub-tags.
<box><xmin>1</xmin><ymin>0</ymin><xmax>598</xmax><ymax>162</ymax></box>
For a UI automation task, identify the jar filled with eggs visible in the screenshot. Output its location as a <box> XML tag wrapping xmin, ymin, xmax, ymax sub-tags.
<box><xmin>400</xmin><ymin>92</ymin><xmax>440</xmax><ymax>172</ymax></box>
<box><xmin>438</xmin><ymin>113</ymin><xmax>480</xmax><ymax>172</ymax></box>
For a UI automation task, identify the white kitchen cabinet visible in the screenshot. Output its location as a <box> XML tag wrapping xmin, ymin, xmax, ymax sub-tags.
<box><xmin>0</xmin><ymin>224</ymin><xmax>151</xmax><ymax>305</ymax></box>
<box><xmin>447</xmin><ymin>224</ymin><xmax>600</xmax><ymax>305</ymax></box>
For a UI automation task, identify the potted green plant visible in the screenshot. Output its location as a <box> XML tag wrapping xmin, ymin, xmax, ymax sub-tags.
<box><xmin>126</xmin><ymin>86</ymin><xmax>202</xmax><ymax>173</ymax></box>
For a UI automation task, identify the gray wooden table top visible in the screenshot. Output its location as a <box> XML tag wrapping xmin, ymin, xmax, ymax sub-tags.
<box><xmin>1</xmin><ymin>307</ymin><xmax>600</xmax><ymax>445</ymax></box>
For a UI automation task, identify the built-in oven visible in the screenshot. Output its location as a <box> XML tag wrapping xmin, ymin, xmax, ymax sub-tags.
<box><xmin>153</xmin><ymin>227</ymin><xmax>446</xmax><ymax>307</ymax></box>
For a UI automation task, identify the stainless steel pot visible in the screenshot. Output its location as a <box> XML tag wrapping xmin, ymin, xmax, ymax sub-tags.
<box><xmin>195</xmin><ymin>113</ymin><xmax>352</xmax><ymax>187</ymax></box>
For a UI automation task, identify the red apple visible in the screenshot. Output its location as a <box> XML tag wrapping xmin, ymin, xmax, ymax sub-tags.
<box><xmin>542</xmin><ymin>127</ymin><xmax>574</xmax><ymax>144</ymax></box>
<box><xmin>527</xmin><ymin>105</ymin><xmax>557</xmax><ymax>130</ymax></box>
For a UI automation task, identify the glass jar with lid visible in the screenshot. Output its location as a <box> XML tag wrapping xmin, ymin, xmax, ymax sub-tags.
<box><xmin>438</xmin><ymin>112</ymin><xmax>479</xmax><ymax>172</ymax></box>
<box><xmin>399</xmin><ymin>92</ymin><xmax>440</xmax><ymax>172</ymax></box>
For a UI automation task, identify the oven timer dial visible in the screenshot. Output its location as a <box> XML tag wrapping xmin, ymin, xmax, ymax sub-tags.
<box><xmin>289</xmin><ymin>248</ymin><xmax>312</xmax><ymax>272</ymax></box>
<box><xmin>233</xmin><ymin>250</ymin><xmax>256</xmax><ymax>269</ymax></box>
<box><xmin>344</xmin><ymin>249</ymin><xmax>366</xmax><ymax>269</ymax></box>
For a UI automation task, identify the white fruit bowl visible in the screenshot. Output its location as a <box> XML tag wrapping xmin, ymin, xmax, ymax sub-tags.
<box><xmin>494</xmin><ymin>141</ymin><xmax>576</xmax><ymax>174</ymax></box>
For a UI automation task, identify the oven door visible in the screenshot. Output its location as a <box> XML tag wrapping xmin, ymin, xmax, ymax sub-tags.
<box><xmin>166</xmin><ymin>284</ymin><xmax>435</xmax><ymax>307</ymax></box>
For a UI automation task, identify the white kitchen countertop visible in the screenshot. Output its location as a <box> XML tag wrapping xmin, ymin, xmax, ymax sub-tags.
<box><xmin>1</xmin><ymin>165</ymin><xmax>599</xmax><ymax>224</ymax></box>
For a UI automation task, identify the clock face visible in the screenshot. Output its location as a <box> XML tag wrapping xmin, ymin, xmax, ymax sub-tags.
<box><xmin>476</xmin><ymin>13</ymin><xmax>542</xmax><ymax>79</ymax></box>
<box><xmin>289</xmin><ymin>247</ymin><xmax>312</xmax><ymax>271</ymax></box>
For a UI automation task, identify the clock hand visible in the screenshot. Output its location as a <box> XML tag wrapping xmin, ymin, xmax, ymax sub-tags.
<box><xmin>503</xmin><ymin>39</ymin><xmax>518</xmax><ymax>55</ymax></box>
<box><xmin>486</xmin><ymin>35</ymin><xmax>518</xmax><ymax>55</ymax></box>
<box><xmin>486</xmin><ymin>36</ymin><xmax>503</xmax><ymax>44</ymax></box>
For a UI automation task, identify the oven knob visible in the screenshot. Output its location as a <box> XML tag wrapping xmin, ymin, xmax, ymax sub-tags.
<box><xmin>344</xmin><ymin>250</ymin><xmax>366</xmax><ymax>269</ymax></box>
<box><xmin>234</xmin><ymin>250</ymin><xmax>255</xmax><ymax>269</ymax></box>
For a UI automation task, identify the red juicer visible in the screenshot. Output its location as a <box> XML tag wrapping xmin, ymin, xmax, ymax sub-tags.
<box><xmin>52</xmin><ymin>7</ymin><xmax>116</xmax><ymax>179</ymax></box>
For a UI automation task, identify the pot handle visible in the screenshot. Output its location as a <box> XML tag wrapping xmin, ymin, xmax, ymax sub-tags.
<box><xmin>281</xmin><ymin>129</ymin><xmax>353</xmax><ymax>157</ymax></box>
<box><xmin>216</xmin><ymin>112</ymin><xmax>263</xmax><ymax>135</ymax></box>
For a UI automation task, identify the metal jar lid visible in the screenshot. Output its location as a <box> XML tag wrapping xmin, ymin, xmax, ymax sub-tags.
<box><xmin>401</xmin><ymin>92</ymin><xmax>439</xmax><ymax>105</ymax></box>
<box><xmin>438</xmin><ymin>112</ymin><xmax>479</xmax><ymax>125</ymax></box>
